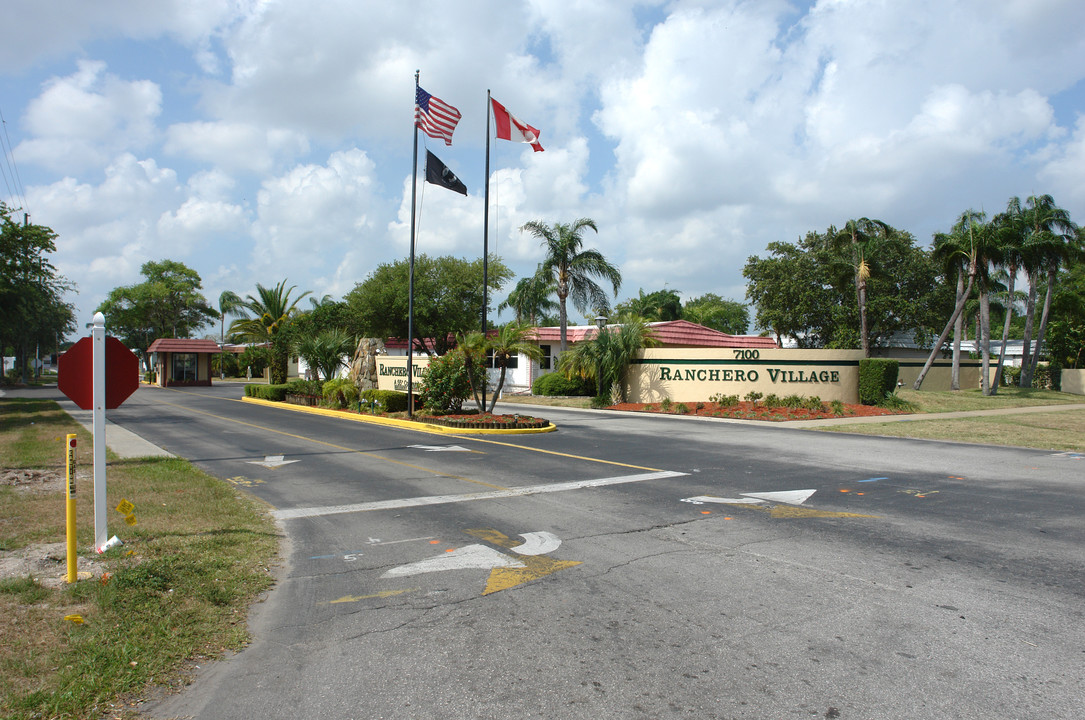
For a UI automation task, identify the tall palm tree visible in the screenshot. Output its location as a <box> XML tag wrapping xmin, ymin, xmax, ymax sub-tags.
<box><xmin>497</xmin><ymin>266</ymin><xmax>558</xmax><ymax>325</ymax></box>
<box><xmin>484</xmin><ymin>323</ymin><xmax>543</xmax><ymax>412</ymax></box>
<box><xmin>217</xmin><ymin>289</ymin><xmax>244</xmax><ymax>379</ymax></box>
<box><xmin>914</xmin><ymin>211</ymin><xmax>983</xmax><ymax>390</ymax></box>
<box><xmin>229</xmin><ymin>280</ymin><xmax>312</xmax><ymax>384</ymax></box>
<box><xmin>520</xmin><ymin>218</ymin><xmax>622</xmax><ymax>352</ymax></box>
<box><xmin>1015</xmin><ymin>195</ymin><xmax>1077</xmax><ymax>387</ymax></box>
<box><xmin>831</xmin><ymin>218</ymin><xmax>890</xmax><ymax>357</ymax></box>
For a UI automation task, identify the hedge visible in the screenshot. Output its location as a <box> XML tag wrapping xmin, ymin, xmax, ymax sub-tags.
<box><xmin>858</xmin><ymin>358</ymin><xmax>899</xmax><ymax>405</ymax></box>
<box><xmin>532</xmin><ymin>372</ymin><xmax>595</xmax><ymax>397</ymax></box>
<box><xmin>244</xmin><ymin>383</ymin><xmax>292</xmax><ymax>401</ymax></box>
<box><xmin>359</xmin><ymin>389</ymin><xmax>411</xmax><ymax>413</ymax></box>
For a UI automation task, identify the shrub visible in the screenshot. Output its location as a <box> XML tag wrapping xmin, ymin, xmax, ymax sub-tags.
<box><xmin>1033</xmin><ymin>364</ymin><xmax>1061</xmax><ymax>391</ymax></box>
<box><xmin>286</xmin><ymin>379</ymin><xmax>323</xmax><ymax>396</ymax></box>
<box><xmin>762</xmin><ymin>393</ymin><xmax>782</xmax><ymax>408</ymax></box>
<box><xmin>675</xmin><ymin>402</ymin><xmax>691</xmax><ymax>414</ymax></box>
<box><xmin>782</xmin><ymin>394</ymin><xmax>805</xmax><ymax>409</ymax></box>
<box><xmin>322</xmin><ymin>378</ymin><xmax>359</xmax><ymax>409</ymax></box>
<box><xmin>237</xmin><ymin>346</ymin><xmax>271</xmax><ymax>378</ymax></box>
<box><xmin>1000</xmin><ymin>366</ymin><xmax>1021</xmax><ymax>387</ymax></box>
<box><xmin>245</xmin><ymin>383</ymin><xmax>292</xmax><ymax>401</ymax></box>
<box><xmin>710</xmin><ymin>393</ymin><xmax>740</xmax><ymax>407</ymax></box>
<box><xmin>744</xmin><ymin>391</ymin><xmax>763</xmax><ymax>403</ymax></box>
<box><xmin>421</xmin><ymin>350</ymin><xmax>482</xmax><ymax>413</ymax></box>
<box><xmin>359</xmin><ymin>389</ymin><xmax>410</xmax><ymax>413</ymax></box>
<box><xmin>590</xmin><ymin>395</ymin><xmax>611</xmax><ymax>409</ymax></box>
<box><xmin>660</xmin><ymin>397</ymin><xmax>673</xmax><ymax>412</ymax></box>
<box><xmin>802</xmin><ymin>395</ymin><xmax>824</xmax><ymax>411</ymax></box>
<box><xmin>830</xmin><ymin>399</ymin><xmax>845</xmax><ymax>416</ymax></box>
<box><xmin>878</xmin><ymin>392</ymin><xmax>916</xmax><ymax>412</ymax></box>
<box><xmin>859</xmin><ymin>358</ymin><xmax>899</xmax><ymax>405</ymax></box>
<box><xmin>532</xmin><ymin>372</ymin><xmax>595</xmax><ymax>397</ymax></box>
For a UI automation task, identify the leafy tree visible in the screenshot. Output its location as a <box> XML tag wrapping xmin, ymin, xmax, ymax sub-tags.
<box><xmin>520</xmin><ymin>218</ymin><xmax>622</xmax><ymax>352</ymax></box>
<box><xmin>1046</xmin><ymin>240</ymin><xmax>1085</xmax><ymax>368</ymax></box>
<box><xmin>682</xmin><ymin>293</ymin><xmax>749</xmax><ymax>335</ymax></box>
<box><xmin>97</xmin><ymin>260</ymin><xmax>217</xmax><ymax>370</ymax></box>
<box><xmin>229</xmin><ymin>280</ymin><xmax>312</xmax><ymax>384</ymax></box>
<box><xmin>420</xmin><ymin>348</ymin><xmax>484</xmax><ymax>414</ymax></box>
<box><xmin>498</xmin><ymin>266</ymin><xmax>558</xmax><ymax>325</ymax></box>
<box><xmin>615</xmin><ymin>288</ymin><xmax>682</xmax><ymax>322</ymax></box>
<box><xmin>344</xmin><ymin>254</ymin><xmax>512</xmax><ymax>356</ymax></box>
<box><xmin>0</xmin><ymin>205</ymin><xmax>76</xmax><ymax>382</ymax></box>
<box><xmin>485</xmin><ymin>323</ymin><xmax>543</xmax><ymax>412</ymax></box>
<box><xmin>743</xmin><ymin>239</ymin><xmax>834</xmax><ymax>347</ymax></box>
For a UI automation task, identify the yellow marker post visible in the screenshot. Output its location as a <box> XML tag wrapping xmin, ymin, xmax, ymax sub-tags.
<box><xmin>65</xmin><ymin>434</ymin><xmax>77</xmax><ymax>584</ymax></box>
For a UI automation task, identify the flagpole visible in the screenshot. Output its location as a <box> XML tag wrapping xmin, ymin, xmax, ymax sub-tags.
<box><xmin>482</xmin><ymin>89</ymin><xmax>492</xmax><ymax>412</ymax></box>
<box><xmin>407</xmin><ymin>70</ymin><xmax>420</xmax><ymax>418</ymax></box>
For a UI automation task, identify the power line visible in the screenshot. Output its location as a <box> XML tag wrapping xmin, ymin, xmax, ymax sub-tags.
<box><xmin>0</xmin><ymin>105</ymin><xmax>29</xmax><ymax>215</ymax></box>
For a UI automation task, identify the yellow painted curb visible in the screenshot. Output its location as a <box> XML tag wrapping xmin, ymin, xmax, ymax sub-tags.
<box><xmin>240</xmin><ymin>396</ymin><xmax>557</xmax><ymax>434</ymax></box>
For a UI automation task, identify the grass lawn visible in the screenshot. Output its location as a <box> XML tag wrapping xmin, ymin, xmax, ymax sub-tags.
<box><xmin>0</xmin><ymin>397</ymin><xmax>280</xmax><ymax>720</ymax></box>
<box><xmin>894</xmin><ymin>386</ymin><xmax>1082</xmax><ymax>413</ymax></box>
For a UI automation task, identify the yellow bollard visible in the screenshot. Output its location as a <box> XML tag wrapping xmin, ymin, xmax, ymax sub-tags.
<box><xmin>65</xmin><ymin>434</ymin><xmax>77</xmax><ymax>584</ymax></box>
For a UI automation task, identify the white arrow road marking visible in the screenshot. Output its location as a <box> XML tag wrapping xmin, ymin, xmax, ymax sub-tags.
<box><xmin>510</xmin><ymin>531</ymin><xmax>561</xmax><ymax>556</ymax></box>
<box><xmin>681</xmin><ymin>496</ymin><xmax>763</xmax><ymax>505</ymax></box>
<box><xmin>681</xmin><ymin>489</ymin><xmax>817</xmax><ymax>506</ymax></box>
<box><xmin>381</xmin><ymin>544</ymin><xmax>525</xmax><ymax>578</ymax></box>
<box><xmin>408</xmin><ymin>444</ymin><xmax>473</xmax><ymax>452</ymax></box>
<box><xmin>741</xmin><ymin>489</ymin><xmax>816</xmax><ymax>505</ymax></box>
<box><xmin>247</xmin><ymin>455</ymin><xmax>300</xmax><ymax>469</ymax></box>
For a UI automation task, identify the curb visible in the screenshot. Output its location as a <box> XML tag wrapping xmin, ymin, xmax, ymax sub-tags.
<box><xmin>240</xmin><ymin>396</ymin><xmax>558</xmax><ymax>435</ymax></box>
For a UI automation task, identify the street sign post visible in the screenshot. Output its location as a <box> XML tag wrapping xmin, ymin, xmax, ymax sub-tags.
<box><xmin>57</xmin><ymin>313</ymin><xmax>140</xmax><ymax>551</ymax></box>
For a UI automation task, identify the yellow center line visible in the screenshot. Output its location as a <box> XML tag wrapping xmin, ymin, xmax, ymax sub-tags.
<box><xmin>153</xmin><ymin>386</ymin><xmax>667</xmax><ymax>473</ymax></box>
<box><xmin>153</xmin><ymin>398</ymin><xmax>509</xmax><ymax>491</ymax></box>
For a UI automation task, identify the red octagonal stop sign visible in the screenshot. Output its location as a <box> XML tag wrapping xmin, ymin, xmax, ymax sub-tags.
<box><xmin>58</xmin><ymin>336</ymin><xmax>140</xmax><ymax>410</ymax></box>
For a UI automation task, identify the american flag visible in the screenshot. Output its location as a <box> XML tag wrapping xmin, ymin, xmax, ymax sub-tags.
<box><xmin>415</xmin><ymin>86</ymin><xmax>461</xmax><ymax>146</ymax></box>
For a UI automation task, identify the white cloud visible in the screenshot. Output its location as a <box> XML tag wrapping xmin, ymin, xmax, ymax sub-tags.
<box><xmin>17</xmin><ymin>61</ymin><xmax>162</xmax><ymax>172</ymax></box>
<box><xmin>164</xmin><ymin>121</ymin><xmax>309</xmax><ymax>173</ymax></box>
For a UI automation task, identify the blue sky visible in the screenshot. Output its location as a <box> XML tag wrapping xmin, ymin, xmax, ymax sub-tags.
<box><xmin>2</xmin><ymin>0</ymin><xmax>1084</xmax><ymax>340</ymax></box>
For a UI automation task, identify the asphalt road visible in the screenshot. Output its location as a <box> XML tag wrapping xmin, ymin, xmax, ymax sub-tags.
<box><xmin>94</xmin><ymin>384</ymin><xmax>1084</xmax><ymax>720</ymax></box>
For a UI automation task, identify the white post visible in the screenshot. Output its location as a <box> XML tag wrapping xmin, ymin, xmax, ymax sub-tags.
<box><xmin>92</xmin><ymin>312</ymin><xmax>108</xmax><ymax>551</ymax></box>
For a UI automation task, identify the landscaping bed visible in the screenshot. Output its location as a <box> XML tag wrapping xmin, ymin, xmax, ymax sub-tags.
<box><xmin>605</xmin><ymin>400</ymin><xmax>904</xmax><ymax>421</ymax></box>
<box><xmin>415</xmin><ymin>412</ymin><xmax>550</xmax><ymax>430</ymax></box>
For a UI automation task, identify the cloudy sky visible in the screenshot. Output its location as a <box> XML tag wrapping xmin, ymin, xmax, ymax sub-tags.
<box><xmin>3</xmin><ymin>0</ymin><xmax>1084</xmax><ymax>339</ymax></box>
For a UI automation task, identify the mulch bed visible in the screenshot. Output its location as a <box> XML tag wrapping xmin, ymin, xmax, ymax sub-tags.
<box><xmin>605</xmin><ymin>401</ymin><xmax>903</xmax><ymax>422</ymax></box>
<box><xmin>417</xmin><ymin>413</ymin><xmax>550</xmax><ymax>430</ymax></box>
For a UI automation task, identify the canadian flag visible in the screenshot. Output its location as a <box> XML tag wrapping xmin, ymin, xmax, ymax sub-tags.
<box><xmin>490</xmin><ymin>97</ymin><xmax>544</xmax><ymax>152</ymax></box>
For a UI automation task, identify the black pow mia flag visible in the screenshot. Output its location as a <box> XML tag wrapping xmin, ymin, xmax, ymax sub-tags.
<box><xmin>425</xmin><ymin>150</ymin><xmax>467</xmax><ymax>195</ymax></box>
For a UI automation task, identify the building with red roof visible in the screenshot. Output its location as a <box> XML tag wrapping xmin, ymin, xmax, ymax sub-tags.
<box><xmin>147</xmin><ymin>338</ymin><xmax>222</xmax><ymax>387</ymax></box>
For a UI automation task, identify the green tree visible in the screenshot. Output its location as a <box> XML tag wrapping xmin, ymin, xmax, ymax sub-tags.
<box><xmin>1045</xmin><ymin>235</ymin><xmax>1085</xmax><ymax>368</ymax></box>
<box><xmin>0</xmin><ymin>205</ymin><xmax>76</xmax><ymax>382</ymax></box>
<box><xmin>829</xmin><ymin>218</ymin><xmax>891</xmax><ymax>356</ymax></box>
<box><xmin>294</xmin><ymin>328</ymin><xmax>356</xmax><ymax>382</ymax></box>
<box><xmin>229</xmin><ymin>280</ymin><xmax>312</xmax><ymax>384</ymax></box>
<box><xmin>344</xmin><ymin>254</ymin><xmax>512</xmax><ymax>356</ymax></box>
<box><xmin>484</xmin><ymin>322</ymin><xmax>543</xmax><ymax>412</ymax></box>
<box><xmin>615</xmin><ymin>288</ymin><xmax>682</xmax><ymax>322</ymax></box>
<box><xmin>914</xmin><ymin>210</ymin><xmax>983</xmax><ymax>390</ymax></box>
<box><xmin>682</xmin><ymin>293</ymin><xmax>749</xmax><ymax>335</ymax></box>
<box><xmin>557</xmin><ymin>318</ymin><xmax>657</xmax><ymax>403</ymax></box>
<box><xmin>520</xmin><ymin>218</ymin><xmax>622</xmax><ymax>352</ymax></box>
<box><xmin>498</xmin><ymin>266</ymin><xmax>558</xmax><ymax>325</ymax></box>
<box><xmin>743</xmin><ymin>239</ymin><xmax>833</xmax><ymax>347</ymax></box>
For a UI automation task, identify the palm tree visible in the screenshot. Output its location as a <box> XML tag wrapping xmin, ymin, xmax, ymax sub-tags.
<box><xmin>217</xmin><ymin>290</ymin><xmax>243</xmax><ymax>379</ymax></box>
<box><xmin>229</xmin><ymin>280</ymin><xmax>312</xmax><ymax>384</ymax></box>
<box><xmin>520</xmin><ymin>218</ymin><xmax>622</xmax><ymax>352</ymax></box>
<box><xmin>831</xmin><ymin>218</ymin><xmax>890</xmax><ymax>357</ymax></box>
<box><xmin>484</xmin><ymin>323</ymin><xmax>543</xmax><ymax>412</ymax></box>
<box><xmin>914</xmin><ymin>211</ymin><xmax>983</xmax><ymax>390</ymax></box>
<box><xmin>557</xmin><ymin>318</ymin><xmax>657</xmax><ymax>403</ymax></box>
<box><xmin>1015</xmin><ymin>195</ymin><xmax>1077</xmax><ymax>387</ymax></box>
<box><xmin>989</xmin><ymin>203</ymin><xmax>1025</xmax><ymax>391</ymax></box>
<box><xmin>497</xmin><ymin>266</ymin><xmax>558</xmax><ymax>325</ymax></box>
<box><xmin>455</xmin><ymin>330</ymin><xmax>488</xmax><ymax>411</ymax></box>
<box><xmin>294</xmin><ymin>328</ymin><xmax>355</xmax><ymax>382</ymax></box>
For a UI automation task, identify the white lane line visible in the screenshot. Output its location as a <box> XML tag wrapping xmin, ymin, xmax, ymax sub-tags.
<box><xmin>271</xmin><ymin>470</ymin><xmax>688</xmax><ymax>520</ymax></box>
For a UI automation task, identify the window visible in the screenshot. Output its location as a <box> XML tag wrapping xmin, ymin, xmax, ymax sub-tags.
<box><xmin>171</xmin><ymin>353</ymin><xmax>198</xmax><ymax>383</ymax></box>
<box><xmin>539</xmin><ymin>344</ymin><xmax>552</xmax><ymax>370</ymax></box>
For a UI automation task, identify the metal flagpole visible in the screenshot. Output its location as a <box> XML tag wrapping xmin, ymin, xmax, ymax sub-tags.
<box><xmin>407</xmin><ymin>71</ymin><xmax>420</xmax><ymax>418</ymax></box>
<box><xmin>482</xmin><ymin>89</ymin><xmax>491</xmax><ymax>411</ymax></box>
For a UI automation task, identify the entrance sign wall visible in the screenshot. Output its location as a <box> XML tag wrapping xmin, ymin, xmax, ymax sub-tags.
<box><xmin>625</xmin><ymin>348</ymin><xmax>866</xmax><ymax>404</ymax></box>
<box><xmin>376</xmin><ymin>356</ymin><xmax>431</xmax><ymax>393</ymax></box>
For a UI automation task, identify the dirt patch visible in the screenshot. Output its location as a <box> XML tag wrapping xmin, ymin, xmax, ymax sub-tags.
<box><xmin>0</xmin><ymin>541</ymin><xmax>107</xmax><ymax>588</ymax></box>
<box><xmin>0</xmin><ymin>467</ymin><xmax>65</xmax><ymax>494</ymax></box>
<box><xmin>605</xmin><ymin>400</ymin><xmax>903</xmax><ymax>421</ymax></box>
